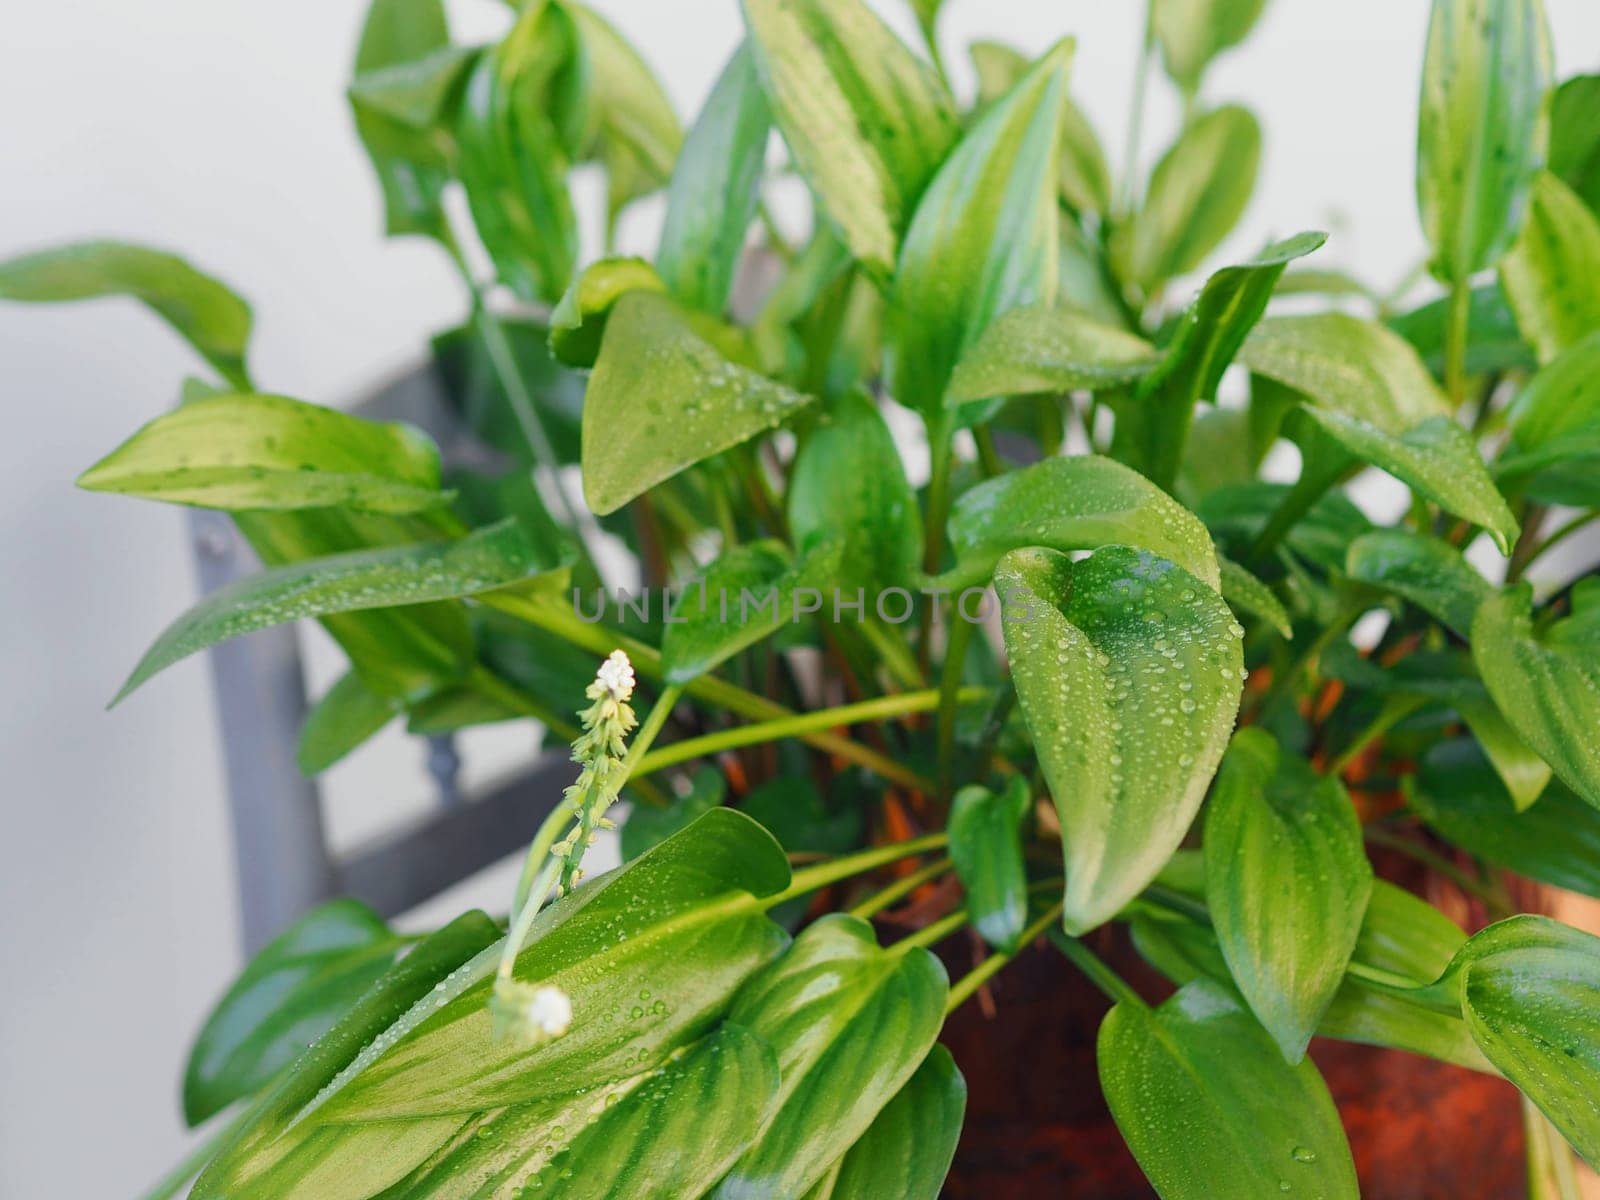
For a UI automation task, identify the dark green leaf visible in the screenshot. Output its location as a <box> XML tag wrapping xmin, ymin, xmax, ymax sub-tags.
<box><xmin>1500</xmin><ymin>171</ymin><xmax>1600</xmax><ymax>362</ymax></box>
<box><xmin>1549</xmin><ymin>74</ymin><xmax>1600</xmax><ymax>215</ymax></box>
<box><xmin>1417</xmin><ymin>0</ymin><xmax>1551</xmax><ymax>284</ymax></box>
<box><xmin>1217</xmin><ymin>556</ymin><xmax>1292</xmax><ymax>638</ymax></box>
<box><xmin>1199</xmin><ymin>481</ymin><xmax>1374</xmax><ymax>575</ymax></box>
<box><xmin>885</xmin><ymin>41</ymin><xmax>1073</xmax><ymax>416</ymax></box>
<box><xmin>1151</xmin><ymin>0</ymin><xmax>1270</xmax><ymax>95</ymax></box>
<box><xmin>657</xmin><ymin>43</ymin><xmax>772</xmax><ymax>315</ymax></box>
<box><xmin>116</xmin><ymin>517</ymin><xmax>571</xmax><ymax>703</ymax></box>
<box><xmin>713</xmin><ymin>914</ymin><xmax>949</xmax><ymax>1199</ymax></box>
<box><xmin>1498</xmin><ymin>330</ymin><xmax>1600</xmax><ymax>505</ymax></box>
<box><xmin>945</xmin><ymin>306</ymin><xmax>1158</xmax><ymax>406</ymax></box>
<box><xmin>740</xmin><ymin>775</ymin><xmax>862</xmax><ymax>858</ymax></box>
<box><xmin>998</xmin><ymin>545</ymin><xmax>1243</xmax><ymax>933</ymax></box>
<box><xmin>184</xmin><ymin>899</ymin><xmax>400</xmax><ymax>1125</ymax></box>
<box><xmin>298</xmin><ymin>671</ymin><xmax>397</xmax><ymax>774</ymax></box>
<box><xmin>1472</xmin><ymin>583</ymin><xmax>1600</xmax><ymax>808</ymax></box>
<box><xmin>940</xmin><ymin>455</ymin><xmax>1220</xmax><ymax>592</ymax></box>
<box><xmin>0</xmin><ymin>240</ymin><xmax>251</xmax><ymax>386</ymax></box>
<box><xmin>741</xmin><ymin>0</ymin><xmax>959</xmax><ymax>274</ymax></box>
<box><xmin>788</xmin><ymin>390</ymin><xmax>921</xmax><ymax>592</ymax></box>
<box><xmin>1345</xmin><ymin>527</ymin><xmax>1490</xmax><ymax>638</ymax></box>
<box><xmin>548</xmin><ymin>255</ymin><xmax>666</xmax><ymax>368</ymax></box>
<box><xmin>1387</xmin><ymin>280</ymin><xmax>1537</xmax><ymax>378</ymax></box>
<box><xmin>1415</xmin><ymin>740</ymin><xmax>1600</xmax><ymax>900</ymax></box>
<box><xmin>806</xmin><ymin>1045</ymin><xmax>965</xmax><ymax>1200</ymax></box>
<box><xmin>1204</xmin><ymin>729</ymin><xmax>1372</xmax><ymax>1062</ymax></box>
<box><xmin>78</xmin><ymin>393</ymin><xmax>450</xmax><ymax>515</ymax></box>
<box><xmin>581</xmin><ymin>290</ymin><xmax>816</xmax><ymax>514</ymax></box>
<box><xmin>950</xmin><ymin>777</ymin><xmax>1030</xmax><ymax>951</ymax></box>
<box><xmin>1240</xmin><ymin>314</ymin><xmax>1518</xmax><ymax>550</ymax></box>
<box><xmin>1098</xmin><ymin>978</ymin><xmax>1359</xmax><ymax>1199</ymax></box>
<box><xmin>1126</xmin><ymin>106</ymin><xmax>1262</xmax><ymax>293</ymax></box>
<box><xmin>621</xmin><ymin>766</ymin><xmax>726</xmax><ymax>862</ymax></box>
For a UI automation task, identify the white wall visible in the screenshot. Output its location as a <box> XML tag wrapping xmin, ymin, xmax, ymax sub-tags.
<box><xmin>2</xmin><ymin>2</ymin><xmax>1597</xmax><ymax>1196</ymax></box>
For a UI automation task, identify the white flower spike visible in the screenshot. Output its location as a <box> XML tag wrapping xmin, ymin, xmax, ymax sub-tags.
<box><xmin>489</xmin><ymin>979</ymin><xmax>574</xmax><ymax>1044</ymax></box>
<box><xmin>594</xmin><ymin>649</ymin><xmax>636</xmax><ymax>703</ymax></box>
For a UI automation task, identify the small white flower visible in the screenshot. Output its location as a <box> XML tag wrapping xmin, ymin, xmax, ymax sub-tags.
<box><xmin>489</xmin><ymin>980</ymin><xmax>574</xmax><ymax>1043</ymax></box>
<box><xmin>595</xmin><ymin>649</ymin><xmax>636</xmax><ymax>703</ymax></box>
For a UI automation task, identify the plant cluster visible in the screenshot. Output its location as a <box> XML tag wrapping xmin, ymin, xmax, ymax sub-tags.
<box><xmin>6</xmin><ymin>0</ymin><xmax>1600</xmax><ymax>1196</ymax></box>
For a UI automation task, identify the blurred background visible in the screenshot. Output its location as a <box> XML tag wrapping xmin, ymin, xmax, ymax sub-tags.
<box><xmin>2</xmin><ymin>2</ymin><xmax>1598</xmax><ymax>1195</ymax></box>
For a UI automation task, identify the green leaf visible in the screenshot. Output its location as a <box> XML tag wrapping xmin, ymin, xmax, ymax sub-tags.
<box><xmin>1098</xmin><ymin>978</ymin><xmax>1359</xmax><ymax>1200</ymax></box>
<box><xmin>713</xmin><ymin>914</ymin><xmax>949</xmax><ymax>1199</ymax></box>
<box><xmin>1204</xmin><ymin>729</ymin><xmax>1372</xmax><ymax>1062</ymax></box>
<box><xmin>1199</xmin><ymin>481</ymin><xmax>1374</xmax><ymax>575</ymax></box>
<box><xmin>1549</xmin><ymin>74</ymin><xmax>1600</xmax><ymax>215</ymax></box>
<box><xmin>1472</xmin><ymin>583</ymin><xmax>1600</xmax><ymax>808</ymax></box>
<box><xmin>580</xmin><ymin>290</ymin><xmax>817</xmax><ymax>514</ymax></box>
<box><xmin>77</xmin><ymin>393</ymin><xmax>450</xmax><ymax>515</ymax></box>
<box><xmin>1451</xmin><ymin>916</ymin><xmax>1600</xmax><ymax>1165</ymax></box>
<box><xmin>1345</xmin><ymin>527</ymin><xmax>1491</xmax><ymax>638</ymax></box>
<box><xmin>1417</xmin><ymin>0</ymin><xmax>1551</xmax><ymax>284</ymax></box>
<box><xmin>548</xmin><ymin>255</ymin><xmax>666</xmax><ymax>368</ymax></box>
<box><xmin>184</xmin><ymin>899</ymin><xmax>400</xmax><ymax>1126</ymax></box>
<box><xmin>191</xmin><ymin>911</ymin><xmax>503</xmax><ymax>1200</ymax></box>
<box><xmin>741</xmin><ymin>0</ymin><xmax>958</xmax><ymax>275</ymax></box>
<box><xmin>116</xmin><ymin>517</ymin><xmax>571</xmax><ymax>703</ymax></box>
<box><xmin>318</xmin><ymin>809</ymin><xmax>790</xmax><ymax>1123</ymax></box>
<box><xmin>950</xmin><ymin>777</ymin><xmax>1031</xmax><ymax>952</ymax></box>
<box><xmin>621</xmin><ymin>766</ymin><xmax>726</xmax><ymax>862</ymax></box>
<box><xmin>740</xmin><ymin>775</ymin><xmax>863</xmax><ymax>859</ymax></box>
<box><xmin>1240</xmin><ymin>314</ymin><xmax>1518</xmax><ymax>551</ymax></box>
<box><xmin>998</xmin><ymin>545</ymin><xmax>1243</xmax><ymax>933</ymax></box>
<box><xmin>372</xmin><ymin>1024</ymin><xmax>780</xmax><ymax>1200</ymax></box>
<box><xmin>455</xmin><ymin>5</ymin><xmax>579</xmax><ymax>304</ymax></box>
<box><xmin>788</xmin><ymin>390</ymin><xmax>921</xmax><ymax>592</ymax></box>
<box><xmin>1500</xmin><ymin>171</ymin><xmax>1600</xmax><ymax>362</ymax></box>
<box><xmin>1415</xmin><ymin>740</ymin><xmax>1600</xmax><ymax>900</ymax></box>
<box><xmin>806</xmin><ymin>1045</ymin><xmax>965</xmax><ymax>1200</ymax></box>
<box><xmin>297</xmin><ymin>671</ymin><xmax>397</xmax><ymax>774</ymax></box>
<box><xmin>945</xmin><ymin>306</ymin><xmax>1158</xmax><ymax>406</ymax></box>
<box><xmin>1217</xmin><ymin>556</ymin><xmax>1292</xmax><ymax>638</ymax></box>
<box><xmin>0</xmin><ymin>240</ymin><xmax>251</xmax><ymax>387</ymax></box>
<box><xmin>940</xmin><ymin>455</ymin><xmax>1220</xmax><ymax>592</ymax></box>
<box><xmin>1151</xmin><ymin>0</ymin><xmax>1270</xmax><ymax>95</ymax></box>
<box><xmin>657</xmin><ymin>43</ymin><xmax>772</xmax><ymax>315</ymax></box>
<box><xmin>1126</xmin><ymin>105</ymin><xmax>1262</xmax><ymax>293</ymax></box>
<box><xmin>885</xmin><ymin>41</ymin><xmax>1072</xmax><ymax>416</ymax></box>
<box><xmin>1123</xmin><ymin>232</ymin><xmax>1326</xmax><ymax>489</ymax></box>
<box><xmin>349</xmin><ymin>0</ymin><xmax>460</xmax><ymax>242</ymax></box>
<box><xmin>1498</xmin><ymin>330</ymin><xmax>1600</xmax><ymax>505</ymax></box>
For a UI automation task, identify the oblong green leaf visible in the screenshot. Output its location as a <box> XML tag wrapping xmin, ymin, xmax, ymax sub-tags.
<box><xmin>998</xmin><ymin>545</ymin><xmax>1243</xmax><ymax>933</ymax></box>
<box><xmin>116</xmin><ymin>517</ymin><xmax>571</xmax><ymax>703</ymax></box>
<box><xmin>548</xmin><ymin>254</ymin><xmax>666</xmax><ymax>367</ymax></box>
<box><xmin>1472</xmin><ymin>583</ymin><xmax>1600</xmax><ymax>808</ymax></box>
<box><xmin>184</xmin><ymin>899</ymin><xmax>399</xmax><ymax>1126</ymax></box>
<box><xmin>580</xmin><ymin>290</ymin><xmax>816</xmax><ymax>514</ymax></box>
<box><xmin>713</xmin><ymin>914</ymin><xmax>949</xmax><ymax>1200</ymax></box>
<box><xmin>1500</xmin><ymin>171</ymin><xmax>1600</xmax><ymax>362</ymax></box>
<box><xmin>1417</xmin><ymin>0</ymin><xmax>1551</xmax><ymax>284</ymax></box>
<box><xmin>941</xmin><ymin>455</ymin><xmax>1220</xmax><ymax>592</ymax></box>
<box><xmin>1204</xmin><ymin>729</ymin><xmax>1373</xmax><ymax>1063</ymax></box>
<box><xmin>1345</xmin><ymin>527</ymin><xmax>1491</xmax><ymax>638</ymax></box>
<box><xmin>741</xmin><ymin>0</ymin><xmax>958</xmax><ymax>275</ymax></box>
<box><xmin>808</xmin><ymin>1045</ymin><xmax>965</xmax><ymax>1200</ymax></box>
<box><xmin>1240</xmin><ymin>314</ymin><xmax>1518</xmax><ymax>550</ymax></box>
<box><xmin>78</xmin><ymin>393</ymin><xmax>449</xmax><ymax>514</ymax></box>
<box><xmin>298</xmin><ymin>671</ymin><xmax>398</xmax><ymax>774</ymax></box>
<box><xmin>1498</xmin><ymin>330</ymin><xmax>1600</xmax><ymax>505</ymax></box>
<box><xmin>1415</xmin><ymin>740</ymin><xmax>1600</xmax><ymax>900</ymax></box>
<box><xmin>0</xmin><ymin>239</ymin><xmax>252</xmax><ymax>386</ymax></box>
<box><xmin>1217</xmin><ymin>556</ymin><xmax>1292</xmax><ymax>638</ymax></box>
<box><xmin>885</xmin><ymin>40</ymin><xmax>1072</xmax><ymax>416</ymax></box>
<box><xmin>661</xmin><ymin>537</ymin><xmax>842</xmax><ymax>683</ymax></box>
<box><xmin>1127</xmin><ymin>105</ymin><xmax>1261</xmax><ymax>292</ymax></box>
<box><xmin>945</xmin><ymin>306</ymin><xmax>1157</xmax><ymax>405</ymax></box>
<box><xmin>1151</xmin><ymin>0</ymin><xmax>1269</xmax><ymax>95</ymax></box>
<box><xmin>950</xmin><ymin>777</ymin><xmax>1031</xmax><ymax>952</ymax></box>
<box><xmin>1098</xmin><ymin>978</ymin><xmax>1360</xmax><ymax>1200</ymax></box>
<box><xmin>1549</xmin><ymin>74</ymin><xmax>1600</xmax><ymax>215</ymax></box>
<box><xmin>657</xmin><ymin>43</ymin><xmax>772</xmax><ymax>315</ymax></box>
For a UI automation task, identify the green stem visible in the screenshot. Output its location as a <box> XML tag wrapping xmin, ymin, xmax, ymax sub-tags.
<box><xmin>937</xmin><ymin>616</ymin><xmax>976</xmax><ymax>799</ymax></box>
<box><xmin>922</xmin><ymin>412</ymin><xmax>957</xmax><ymax>576</ymax></box>
<box><xmin>1512</xmin><ymin>508</ymin><xmax>1599</xmax><ymax>581</ymax></box>
<box><xmin>632</xmin><ymin>688</ymin><xmax>984</xmax><ymax>779</ymax></box>
<box><xmin>133</xmin><ymin>1105</ymin><xmax>257</xmax><ymax>1200</ymax></box>
<box><xmin>858</xmin><ymin>618</ymin><xmax>926</xmax><ymax>690</ymax></box>
<box><xmin>1255</xmin><ymin>601</ymin><xmax>1362</xmax><ymax>719</ymax></box>
<box><xmin>847</xmin><ymin>857</ymin><xmax>953</xmax><ymax>919</ymax></box>
<box><xmin>480</xmin><ymin>592</ymin><xmax>936</xmax><ymax>792</ymax></box>
<box><xmin>895</xmin><ymin>908</ymin><xmax>970</xmax><ymax>953</ymax></box>
<box><xmin>1444</xmin><ymin>278</ymin><xmax>1472</xmax><ymax>410</ymax></box>
<box><xmin>766</xmin><ymin>832</ymin><xmax>949</xmax><ymax>909</ymax></box>
<box><xmin>1048</xmin><ymin>928</ymin><xmax>1149</xmax><ymax>1009</ymax></box>
<box><xmin>1245</xmin><ymin>463</ymin><xmax>1337</xmax><ymax>566</ymax></box>
<box><xmin>947</xmin><ymin>902</ymin><xmax>1065</xmax><ymax>1013</ymax></box>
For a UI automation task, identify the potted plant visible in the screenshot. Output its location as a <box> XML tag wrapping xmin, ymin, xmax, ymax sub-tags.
<box><xmin>5</xmin><ymin>0</ymin><xmax>1600</xmax><ymax>1195</ymax></box>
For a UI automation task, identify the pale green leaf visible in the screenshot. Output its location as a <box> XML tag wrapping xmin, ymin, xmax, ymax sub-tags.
<box><xmin>1498</xmin><ymin>330</ymin><xmax>1600</xmax><ymax>505</ymax></box>
<box><xmin>1152</xmin><ymin>0</ymin><xmax>1270</xmax><ymax>94</ymax></box>
<box><xmin>1345</xmin><ymin>527</ymin><xmax>1491</xmax><ymax>638</ymax></box>
<box><xmin>945</xmin><ymin>306</ymin><xmax>1157</xmax><ymax>405</ymax></box>
<box><xmin>298</xmin><ymin>671</ymin><xmax>398</xmax><ymax>774</ymax></box>
<box><xmin>1500</xmin><ymin>171</ymin><xmax>1600</xmax><ymax>362</ymax></box>
<box><xmin>1218</xmin><ymin>556</ymin><xmax>1292</xmax><ymax>638</ymax></box>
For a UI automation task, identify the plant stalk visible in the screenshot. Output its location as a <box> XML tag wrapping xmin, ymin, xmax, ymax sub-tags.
<box><xmin>946</xmin><ymin>902</ymin><xmax>1066</xmax><ymax>1013</ymax></box>
<box><xmin>766</xmin><ymin>832</ymin><xmax>949</xmax><ymax>908</ymax></box>
<box><xmin>1048</xmin><ymin>928</ymin><xmax>1148</xmax><ymax>1009</ymax></box>
<box><xmin>847</xmin><ymin>856</ymin><xmax>954</xmax><ymax>919</ymax></box>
